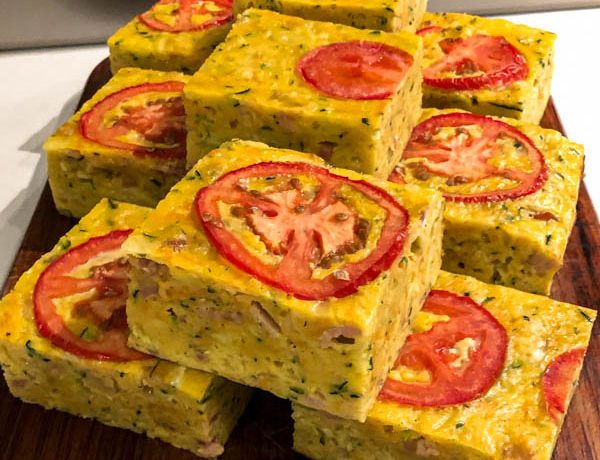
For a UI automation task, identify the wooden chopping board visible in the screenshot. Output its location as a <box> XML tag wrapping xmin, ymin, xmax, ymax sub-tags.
<box><xmin>1</xmin><ymin>58</ymin><xmax>598</xmax><ymax>460</ymax></box>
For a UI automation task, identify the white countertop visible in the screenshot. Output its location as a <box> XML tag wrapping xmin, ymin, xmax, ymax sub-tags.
<box><xmin>1</xmin><ymin>8</ymin><xmax>599</xmax><ymax>287</ymax></box>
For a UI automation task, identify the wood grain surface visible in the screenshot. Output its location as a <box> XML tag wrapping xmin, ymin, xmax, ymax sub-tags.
<box><xmin>1</xmin><ymin>58</ymin><xmax>598</xmax><ymax>460</ymax></box>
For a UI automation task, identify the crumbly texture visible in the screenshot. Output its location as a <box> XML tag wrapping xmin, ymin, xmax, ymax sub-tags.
<box><xmin>43</xmin><ymin>68</ymin><xmax>189</xmax><ymax>218</ymax></box>
<box><xmin>401</xmin><ymin>108</ymin><xmax>584</xmax><ymax>295</ymax></box>
<box><xmin>233</xmin><ymin>0</ymin><xmax>427</xmax><ymax>32</ymax></box>
<box><xmin>108</xmin><ymin>10</ymin><xmax>231</xmax><ymax>74</ymax></box>
<box><xmin>184</xmin><ymin>8</ymin><xmax>423</xmax><ymax>179</ymax></box>
<box><xmin>420</xmin><ymin>12</ymin><xmax>556</xmax><ymax>124</ymax></box>
<box><xmin>292</xmin><ymin>271</ymin><xmax>596</xmax><ymax>460</ymax></box>
<box><xmin>124</xmin><ymin>140</ymin><xmax>444</xmax><ymax>422</ymax></box>
<box><xmin>0</xmin><ymin>200</ymin><xmax>252</xmax><ymax>457</ymax></box>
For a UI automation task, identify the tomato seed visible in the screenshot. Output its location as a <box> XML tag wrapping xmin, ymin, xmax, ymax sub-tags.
<box><xmin>446</xmin><ymin>175</ymin><xmax>469</xmax><ymax>186</ymax></box>
<box><xmin>412</xmin><ymin>164</ymin><xmax>431</xmax><ymax>181</ymax></box>
<box><xmin>230</xmin><ymin>206</ymin><xmax>246</xmax><ymax>218</ymax></box>
<box><xmin>201</xmin><ymin>213</ymin><xmax>224</xmax><ymax>228</ymax></box>
<box><xmin>356</xmin><ymin>218</ymin><xmax>371</xmax><ymax>241</ymax></box>
<box><xmin>333</xmin><ymin>269</ymin><xmax>350</xmax><ymax>281</ymax></box>
<box><xmin>533</xmin><ymin>211</ymin><xmax>558</xmax><ymax>221</ymax></box>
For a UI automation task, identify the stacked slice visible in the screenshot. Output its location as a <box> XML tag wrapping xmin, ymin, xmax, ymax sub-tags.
<box><xmin>0</xmin><ymin>199</ymin><xmax>252</xmax><ymax>457</ymax></box>
<box><xmin>124</xmin><ymin>139</ymin><xmax>445</xmax><ymax>421</ymax></box>
<box><xmin>418</xmin><ymin>12</ymin><xmax>556</xmax><ymax>123</ymax></box>
<box><xmin>292</xmin><ymin>271</ymin><xmax>595</xmax><ymax>459</ymax></box>
<box><xmin>184</xmin><ymin>8</ymin><xmax>424</xmax><ymax>177</ymax></box>
<box><xmin>390</xmin><ymin>108</ymin><xmax>584</xmax><ymax>294</ymax></box>
<box><xmin>44</xmin><ymin>68</ymin><xmax>190</xmax><ymax>218</ymax></box>
<box><xmin>109</xmin><ymin>0</ymin><xmax>234</xmax><ymax>74</ymax></box>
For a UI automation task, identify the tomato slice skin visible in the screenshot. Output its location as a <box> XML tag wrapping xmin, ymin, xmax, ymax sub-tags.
<box><xmin>139</xmin><ymin>0</ymin><xmax>233</xmax><ymax>33</ymax></box>
<box><xmin>194</xmin><ymin>162</ymin><xmax>409</xmax><ymax>300</ymax></box>
<box><xmin>542</xmin><ymin>347</ymin><xmax>586</xmax><ymax>424</ymax></box>
<box><xmin>417</xmin><ymin>25</ymin><xmax>442</xmax><ymax>36</ymax></box>
<box><xmin>379</xmin><ymin>290</ymin><xmax>508</xmax><ymax>407</ymax></box>
<box><xmin>297</xmin><ymin>41</ymin><xmax>413</xmax><ymax>100</ymax></box>
<box><xmin>390</xmin><ymin>112</ymin><xmax>548</xmax><ymax>203</ymax></box>
<box><xmin>79</xmin><ymin>81</ymin><xmax>186</xmax><ymax>159</ymax></box>
<box><xmin>34</xmin><ymin>230</ymin><xmax>148</xmax><ymax>362</ymax></box>
<box><xmin>424</xmin><ymin>34</ymin><xmax>529</xmax><ymax>91</ymax></box>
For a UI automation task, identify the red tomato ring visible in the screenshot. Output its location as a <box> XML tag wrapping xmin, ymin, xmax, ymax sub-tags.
<box><xmin>34</xmin><ymin>230</ymin><xmax>148</xmax><ymax>362</ymax></box>
<box><xmin>79</xmin><ymin>81</ymin><xmax>186</xmax><ymax>159</ymax></box>
<box><xmin>139</xmin><ymin>0</ymin><xmax>233</xmax><ymax>33</ymax></box>
<box><xmin>194</xmin><ymin>162</ymin><xmax>409</xmax><ymax>300</ymax></box>
<box><xmin>392</xmin><ymin>112</ymin><xmax>548</xmax><ymax>203</ymax></box>
<box><xmin>379</xmin><ymin>290</ymin><xmax>508</xmax><ymax>407</ymax></box>
<box><xmin>297</xmin><ymin>40</ymin><xmax>414</xmax><ymax>100</ymax></box>
<box><xmin>542</xmin><ymin>347</ymin><xmax>587</xmax><ymax>424</ymax></box>
<box><xmin>424</xmin><ymin>35</ymin><xmax>529</xmax><ymax>91</ymax></box>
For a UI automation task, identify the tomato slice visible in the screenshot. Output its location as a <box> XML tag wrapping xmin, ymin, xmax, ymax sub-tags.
<box><xmin>79</xmin><ymin>81</ymin><xmax>186</xmax><ymax>159</ymax></box>
<box><xmin>139</xmin><ymin>0</ymin><xmax>233</xmax><ymax>32</ymax></box>
<box><xmin>34</xmin><ymin>230</ymin><xmax>148</xmax><ymax>362</ymax></box>
<box><xmin>542</xmin><ymin>347</ymin><xmax>586</xmax><ymax>424</ymax></box>
<box><xmin>297</xmin><ymin>41</ymin><xmax>413</xmax><ymax>100</ymax></box>
<box><xmin>194</xmin><ymin>162</ymin><xmax>409</xmax><ymax>300</ymax></box>
<box><xmin>389</xmin><ymin>112</ymin><xmax>548</xmax><ymax>203</ymax></box>
<box><xmin>380</xmin><ymin>290</ymin><xmax>508</xmax><ymax>407</ymax></box>
<box><xmin>424</xmin><ymin>34</ymin><xmax>528</xmax><ymax>90</ymax></box>
<box><xmin>417</xmin><ymin>25</ymin><xmax>442</xmax><ymax>36</ymax></box>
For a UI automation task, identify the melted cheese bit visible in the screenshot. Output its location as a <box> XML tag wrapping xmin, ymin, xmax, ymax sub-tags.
<box><xmin>191</xmin><ymin>14</ymin><xmax>214</xmax><ymax>25</ymax></box>
<box><xmin>67</xmin><ymin>247</ymin><xmax>126</xmax><ymax>278</ymax></box>
<box><xmin>203</xmin><ymin>1</ymin><xmax>223</xmax><ymax>12</ymax></box>
<box><xmin>388</xmin><ymin>366</ymin><xmax>431</xmax><ymax>384</ymax></box>
<box><xmin>53</xmin><ymin>290</ymin><xmax>101</xmax><ymax>338</ymax></box>
<box><xmin>412</xmin><ymin>310</ymin><xmax>450</xmax><ymax>333</ymax></box>
<box><xmin>152</xmin><ymin>4</ymin><xmax>179</xmax><ymax>26</ymax></box>
<box><xmin>448</xmin><ymin>337</ymin><xmax>478</xmax><ymax>369</ymax></box>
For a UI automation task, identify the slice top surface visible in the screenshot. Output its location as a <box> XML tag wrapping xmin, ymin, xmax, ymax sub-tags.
<box><xmin>186</xmin><ymin>8</ymin><xmax>422</xmax><ymax>120</ymax></box>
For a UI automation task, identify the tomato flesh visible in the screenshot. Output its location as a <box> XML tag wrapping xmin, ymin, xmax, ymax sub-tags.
<box><xmin>389</xmin><ymin>112</ymin><xmax>548</xmax><ymax>202</ymax></box>
<box><xmin>194</xmin><ymin>162</ymin><xmax>409</xmax><ymax>300</ymax></box>
<box><xmin>139</xmin><ymin>0</ymin><xmax>233</xmax><ymax>32</ymax></box>
<box><xmin>417</xmin><ymin>25</ymin><xmax>442</xmax><ymax>36</ymax></box>
<box><xmin>380</xmin><ymin>290</ymin><xmax>508</xmax><ymax>407</ymax></box>
<box><xmin>297</xmin><ymin>41</ymin><xmax>413</xmax><ymax>100</ymax></box>
<box><xmin>424</xmin><ymin>34</ymin><xmax>528</xmax><ymax>90</ymax></box>
<box><xmin>245</xmin><ymin>188</ymin><xmax>357</xmax><ymax>256</ymax></box>
<box><xmin>79</xmin><ymin>81</ymin><xmax>186</xmax><ymax>159</ymax></box>
<box><xmin>33</xmin><ymin>230</ymin><xmax>148</xmax><ymax>362</ymax></box>
<box><xmin>542</xmin><ymin>347</ymin><xmax>586</xmax><ymax>423</ymax></box>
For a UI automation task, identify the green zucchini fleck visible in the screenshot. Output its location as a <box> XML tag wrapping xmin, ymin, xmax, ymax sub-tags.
<box><xmin>488</xmin><ymin>102</ymin><xmax>524</xmax><ymax>113</ymax></box>
<box><xmin>25</xmin><ymin>340</ymin><xmax>50</xmax><ymax>362</ymax></box>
